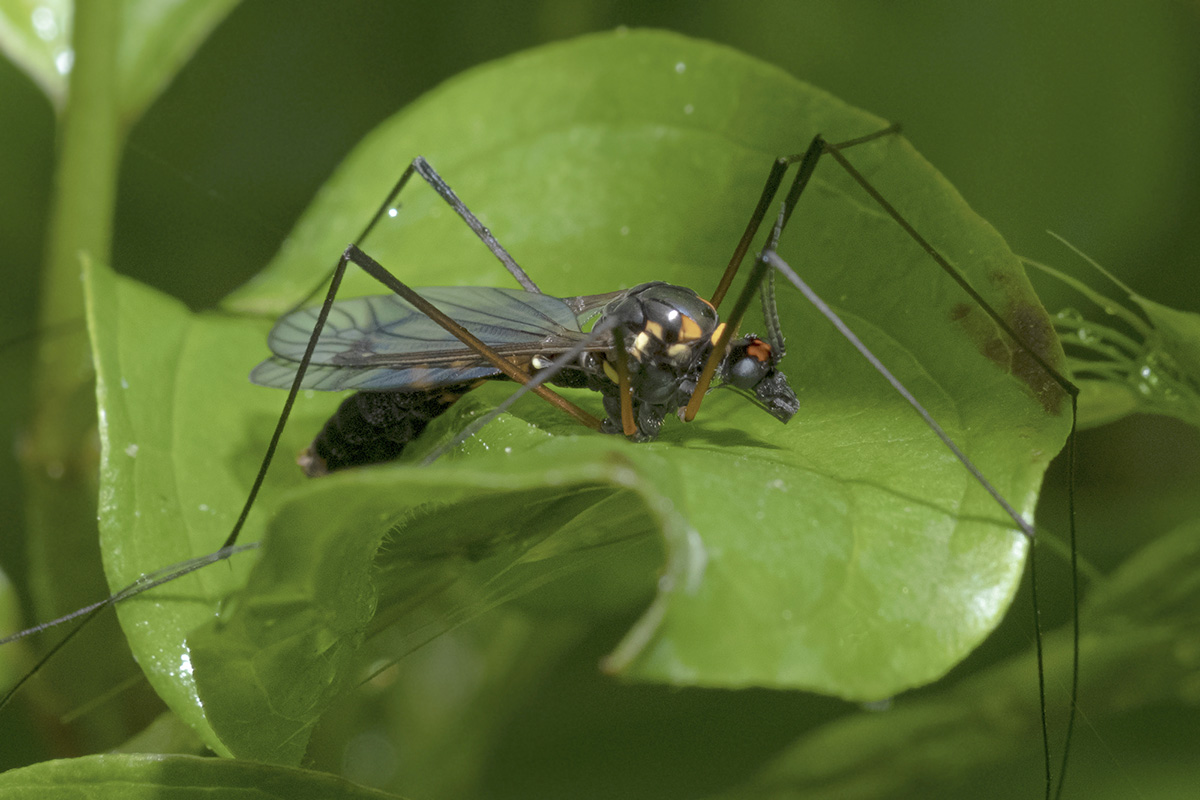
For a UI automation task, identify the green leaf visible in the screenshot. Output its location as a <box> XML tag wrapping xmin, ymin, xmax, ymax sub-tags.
<box><xmin>0</xmin><ymin>0</ymin><xmax>238</xmax><ymax>116</ymax></box>
<box><xmin>710</xmin><ymin>517</ymin><xmax>1200</xmax><ymax>799</ymax></box>
<box><xmin>84</xmin><ymin>253</ymin><xmax>280</xmax><ymax>755</ymax></box>
<box><xmin>0</xmin><ymin>752</ymin><xmax>405</xmax><ymax>799</ymax></box>
<box><xmin>89</xmin><ymin>30</ymin><xmax>1069</xmax><ymax>762</ymax></box>
<box><xmin>0</xmin><ymin>0</ymin><xmax>71</xmax><ymax>106</ymax></box>
<box><xmin>1026</xmin><ymin>246</ymin><xmax>1200</xmax><ymax>430</ymax></box>
<box><xmin>1129</xmin><ymin>295</ymin><xmax>1200</xmax><ymax>428</ymax></box>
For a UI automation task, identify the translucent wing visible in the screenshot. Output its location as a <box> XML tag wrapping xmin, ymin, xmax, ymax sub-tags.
<box><xmin>250</xmin><ymin>286</ymin><xmax>609</xmax><ymax>391</ymax></box>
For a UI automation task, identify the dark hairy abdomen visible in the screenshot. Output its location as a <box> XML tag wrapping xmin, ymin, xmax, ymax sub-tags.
<box><xmin>300</xmin><ymin>383</ymin><xmax>479</xmax><ymax>476</ymax></box>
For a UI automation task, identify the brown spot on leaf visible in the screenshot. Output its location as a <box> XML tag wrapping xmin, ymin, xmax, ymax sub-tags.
<box><xmin>1008</xmin><ymin>302</ymin><xmax>1067</xmax><ymax>413</ymax></box>
<box><xmin>949</xmin><ymin>298</ymin><xmax>1068</xmax><ymax>414</ymax></box>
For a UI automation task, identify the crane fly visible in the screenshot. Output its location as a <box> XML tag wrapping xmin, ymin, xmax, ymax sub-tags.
<box><xmin>213</xmin><ymin>126</ymin><xmax>1079</xmax><ymax>793</ymax></box>
<box><xmin>1</xmin><ymin>48</ymin><xmax>1080</xmax><ymax>798</ymax></box>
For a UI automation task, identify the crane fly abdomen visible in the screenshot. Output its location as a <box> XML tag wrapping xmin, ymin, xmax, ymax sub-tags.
<box><xmin>299</xmin><ymin>382</ymin><xmax>482</xmax><ymax>476</ymax></box>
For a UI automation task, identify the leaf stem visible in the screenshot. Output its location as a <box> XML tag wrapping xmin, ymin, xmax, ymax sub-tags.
<box><xmin>20</xmin><ymin>0</ymin><xmax>128</xmax><ymax>720</ymax></box>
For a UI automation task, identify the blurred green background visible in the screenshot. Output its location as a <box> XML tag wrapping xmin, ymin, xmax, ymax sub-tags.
<box><xmin>1</xmin><ymin>1</ymin><xmax>1198</xmax><ymax>798</ymax></box>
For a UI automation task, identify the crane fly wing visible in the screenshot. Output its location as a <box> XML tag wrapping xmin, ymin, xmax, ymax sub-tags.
<box><xmin>248</xmin><ymin>357</ymin><xmax>505</xmax><ymax>391</ymax></box>
<box><xmin>250</xmin><ymin>286</ymin><xmax>610</xmax><ymax>391</ymax></box>
<box><xmin>558</xmin><ymin>288</ymin><xmax>637</xmax><ymax>323</ymax></box>
<box><xmin>268</xmin><ymin>287</ymin><xmax>585</xmax><ymax>364</ymax></box>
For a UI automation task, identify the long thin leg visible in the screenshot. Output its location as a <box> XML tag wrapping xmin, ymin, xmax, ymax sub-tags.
<box><xmin>221</xmin><ymin>245</ymin><xmax>354</xmax><ymax>549</ymax></box>
<box><xmin>411</xmin><ymin>158</ymin><xmax>540</xmax><ymax>292</ymax></box>
<box><xmin>693</xmin><ymin>124</ymin><xmax>1081</xmax><ymax>799</ymax></box>
<box><xmin>762</xmin><ymin>246</ymin><xmax>1064</xmax><ymax>800</ymax></box>
<box><xmin>220</xmin><ymin>158</ymin><xmax>593</xmax><ymax>550</ymax></box>
<box><xmin>684</xmin><ymin>133</ymin><xmax>828</xmax><ymax>421</ymax></box>
<box><xmin>0</xmin><ymin>152</ymin><xmax>590</xmax><ymax>704</ymax></box>
<box><xmin>707</xmin><ymin>125</ymin><xmax>902</xmax><ymax>310</ymax></box>
<box><xmin>612</xmin><ymin>328</ymin><xmax>637</xmax><ymax>436</ymax></box>
<box><xmin>0</xmin><ymin>543</ymin><xmax>258</xmax><ymax>710</ymax></box>
<box><xmin>291</xmin><ymin>157</ymin><xmax>541</xmax><ymax>311</ymax></box>
<box><xmin>811</xmin><ymin>137</ymin><xmax>1081</xmax><ymax>800</ymax></box>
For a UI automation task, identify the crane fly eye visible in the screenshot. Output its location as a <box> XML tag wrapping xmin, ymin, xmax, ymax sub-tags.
<box><xmin>725</xmin><ymin>337</ymin><xmax>774</xmax><ymax>390</ymax></box>
<box><xmin>728</xmin><ymin>354</ymin><xmax>768</xmax><ymax>389</ymax></box>
<box><xmin>745</xmin><ymin>338</ymin><xmax>773</xmax><ymax>363</ymax></box>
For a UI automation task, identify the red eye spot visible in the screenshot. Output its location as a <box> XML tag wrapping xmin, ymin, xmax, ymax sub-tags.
<box><xmin>747</xmin><ymin>338</ymin><xmax>772</xmax><ymax>362</ymax></box>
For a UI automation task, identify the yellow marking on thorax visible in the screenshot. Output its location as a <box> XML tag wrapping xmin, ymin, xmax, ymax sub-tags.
<box><xmin>632</xmin><ymin>330</ymin><xmax>652</xmax><ymax>359</ymax></box>
<box><xmin>679</xmin><ymin>314</ymin><xmax>703</xmax><ymax>342</ymax></box>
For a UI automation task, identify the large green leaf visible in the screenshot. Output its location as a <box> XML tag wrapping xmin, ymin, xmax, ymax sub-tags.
<box><xmin>87</xmin><ymin>31</ymin><xmax>1069</xmax><ymax>762</ymax></box>
<box><xmin>0</xmin><ymin>752</ymin><xmax>403</xmax><ymax>799</ymax></box>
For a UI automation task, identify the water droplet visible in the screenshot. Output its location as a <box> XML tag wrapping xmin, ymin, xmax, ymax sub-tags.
<box><xmin>387</xmin><ymin>207</ymin><xmax>398</xmax><ymax>218</ymax></box>
<box><xmin>124</xmin><ymin>443</ymin><xmax>138</xmax><ymax>458</ymax></box>
<box><xmin>31</xmin><ymin>6</ymin><xmax>60</xmax><ymax>41</ymax></box>
<box><xmin>675</xmin><ymin>62</ymin><xmax>686</xmax><ymax>74</ymax></box>
<box><xmin>683</xmin><ymin>104</ymin><xmax>694</xmax><ymax>115</ymax></box>
<box><xmin>1055</xmin><ymin>307</ymin><xmax>1084</xmax><ymax>324</ymax></box>
<box><xmin>619</xmin><ymin>225</ymin><xmax>630</xmax><ymax>236</ymax></box>
<box><xmin>178</xmin><ymin>651</ymin><xmax>194</xmax><ymax>679</ymax></box>
<box><xmin>54</xmin><ymin>48</ymin><xmax>73</xmax><ymax>76</ymax></box>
